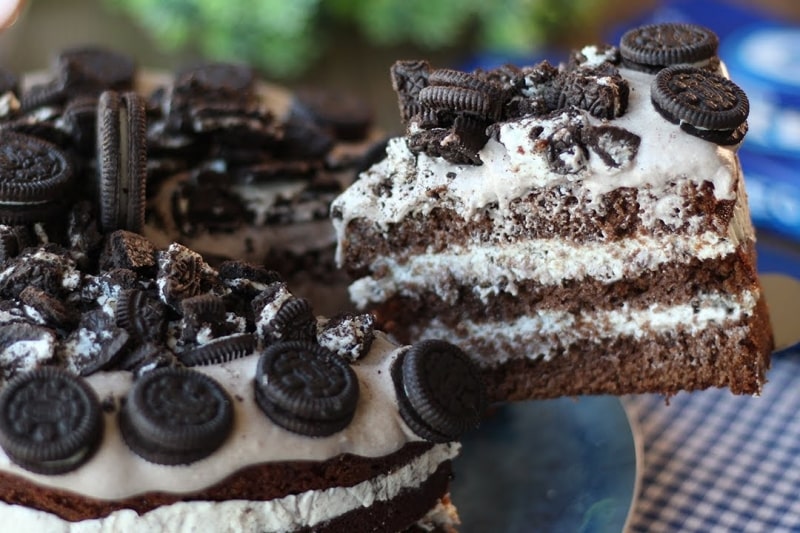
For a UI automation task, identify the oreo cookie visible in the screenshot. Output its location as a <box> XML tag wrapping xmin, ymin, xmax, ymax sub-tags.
<box><xmin>254</xmin><ymin>340</ymin><xmax>359</xmax><ymax>437</ymax></box>
<box><xmin>392</xmin><ymin>340</ymin><xmax>485</xmax><ymax>443</ymax></box>
<box><xmin>119</xmin><ymin>367</ymin><xmax>233</xmax><ymax>464</ymax></box>
<box><xmin>651</xmin><ymin>65</ymin><xmax>749</xmax><ymax>145</ymax></box>
<box><xmin>0</xmin><ymin>131</ymin><xmax>73</xmax><ymax>223</ymax></box>
<box><xmin>390</xmin><ymin>60</ymin><xmax>432</xmax><ymax>124</ymax></box>
<box><xmin>97</xmin><ymin>90</ymin><xmax>147</xmax><ymax>233</ymax></box>
<box><xmin>620</xmin><ymin>23</ymin><xmax>719</xmax><ymax>73</ymax></box>
<box><xmin>0</xmin><ymin>368</ymin><xmax>103</xmax><ymax>475</ymax></box>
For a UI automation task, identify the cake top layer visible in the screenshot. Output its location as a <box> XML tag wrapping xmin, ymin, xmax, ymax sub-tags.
<box><xmin>331</xmin><ymin>25</ymin><xmax>751</xmax><ymax>235</ymax></box>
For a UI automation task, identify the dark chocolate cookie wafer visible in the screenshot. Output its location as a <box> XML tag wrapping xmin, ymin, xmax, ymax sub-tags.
<box><xmin>97</xmin><ymin>90</ymin><xmax>147</xmax><ymax>233</ymax></box>
<box><xmin>179</xmin><ymin>333</ymin><xmax>256</xmax><ymax>366</ymax></box>
<box><xmin>651</xmin><ymin>65</ymin><xmax>749</xmax><ymax>145</ymax></box>
<box><xmin>620</xmin><ymin>23</ymin><xmax>719</xmax><ymax>72</ymax></box>
<box><xmin>390</xmin><ymin>60</ymin><xmax>432</xmax><ymax>124</ymax></box>
<box><xmin>254</xmin><ymin>340</ymin><xmax>359</xmax><ymax>437</ymax></box>
<box><xmin>0</xmin><ymin>368</ymin><xmax>103</xmax><ymax>475</ymax></box>
<box><xmin>116</xmin><ymin>288</ymin><xmax>167</xmax><ymax>343</ymax></box>
<box><xmin>119</xmin><ymin>367</ymin><xmax>233</xmax><ymax>465</ymax></box>
<box><xmin>392</xmin><ymin>340</ymin><xmax>485</xmax><ymax>443</ymax></box>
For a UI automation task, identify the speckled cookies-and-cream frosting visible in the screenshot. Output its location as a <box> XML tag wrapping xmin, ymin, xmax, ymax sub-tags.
<box><xmin>0</xmin><ymin>333</ymin><xmax>424</xmax><ymax>500</ymax></box>
<box><xmin>331</xmin><ymin>67</ymin><xmax>742</xmax><ymax>244</ymax></box>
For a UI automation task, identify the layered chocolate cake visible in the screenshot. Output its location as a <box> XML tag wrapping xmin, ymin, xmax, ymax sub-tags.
<box><xmin>332</xmin><ymin>23</ymin><xmax>774</xmax><ymax>401</ymax></box>
<box><xmin>0</xmin><ymin>47</ymin><xmax>486</xmax><ymax>531</ymax></box>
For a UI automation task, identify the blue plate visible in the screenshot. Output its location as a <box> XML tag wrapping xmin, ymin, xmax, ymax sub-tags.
<box><xmin>451</xmin><ymin>397</ymin><xmax>640</xmax><ymax>532</ymax></box>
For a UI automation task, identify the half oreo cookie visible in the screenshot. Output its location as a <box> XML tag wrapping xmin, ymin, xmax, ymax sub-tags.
<box><xmin>96</xmin><ymin>90</ymin><xmax>147</xmax><ymax>233</ymax></box>
<box><xmin>392</xmin><ymin>340</ymin><xmax>486</xmax><ymax>443</ymax></box>
<box><xmin>254</xmin><ymin>340</ymin><xmax>359</xmax><ymax>437</ymax></box>
<box><xmin>651</xmin><ymin>65</ymin><xmax>749</xmax><ymax>145</ymax></box>
<box><xmin>620</xmin><ymin>23</ymin><xmax>719</xmax><ymax>72</ymax></box>
<box><xmin>0</xmin><ymin>368</ymin><xmax>103</xmax><ymax>475</ymax></box>
<box><xmin>119</xmin><ymin>367</ymin><xmax>234</xmax><ymax>465</ymax></box>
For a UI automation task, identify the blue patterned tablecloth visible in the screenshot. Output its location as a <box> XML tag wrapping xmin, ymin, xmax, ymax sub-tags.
<box><xmin>622</xmin><ymin>349</ymin><xmax>800</xmax><ymax>532</ymax></box>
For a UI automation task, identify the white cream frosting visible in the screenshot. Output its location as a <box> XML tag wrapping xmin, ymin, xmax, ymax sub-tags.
<box><xmin>0</xmin><ymin>443</ymin><xmax>458</xmax><ymax>533</ymax></box>
<box><xmin>415</xmin><ymin>290</ymin><xmax>758</xmax><ymax>364</ymax></box>
<box><xmin>0</xmin><ymin>332</ymin><xmax>423</xmax><ymax>500</ymax></box>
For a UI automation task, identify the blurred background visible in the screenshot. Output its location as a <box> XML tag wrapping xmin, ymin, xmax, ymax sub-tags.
<box><xmin>1</xmin><ymin>0</ymin><xmax>799</xmax><ymax>260</ymax></box>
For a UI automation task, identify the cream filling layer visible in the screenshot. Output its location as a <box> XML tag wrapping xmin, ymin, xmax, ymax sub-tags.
<box><xmin>0</xmin><ymin>443</ymin><xmax>458</xmax><ymax>533</ymax></box>
<box><xmin>0</xmin><ymin>333</ymin><xmax>420</xmax><ymax>500</ymax></box>
<box><xmin>411</xmin><ymin>290</ymin><xmax>759</xmax><ymax>364</ymax></box>
<box><xmin>348</xmin><ymin>232</ymin><xmax>739</xmax><ymax>308</ymax></box>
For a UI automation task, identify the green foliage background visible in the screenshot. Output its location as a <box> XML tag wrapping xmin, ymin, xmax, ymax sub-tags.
<box><xmin>106</xmin><ymin>0</ymin><xmax>602</xmax><ymax>78</ymax></box>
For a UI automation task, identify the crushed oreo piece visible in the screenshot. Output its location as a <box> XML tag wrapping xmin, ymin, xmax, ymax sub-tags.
<box><xmin>253</xmin><ymin>285</ymin><xmax>316</xmax><ymax>344</ymax></box>
<box><xmin>19</xmin><ymin>286</ymin><xmax>78</xmax><ymax>329</ymax></box>
<box><xmin>390</xmin><ymin>60</ymin><xmax>432</xmax><ymax>124</ymax></box>
<box><xmin>556</xmin><ymin>66</ymin><xmax>629</xmax><ymax>119</ymax></box>
<box><xmin>157</xmin><ymin>243</ymin><xmax>219</xmax><ymax>311</ymax></box>
<box><xmin>116</xmin><ymin>289</ymin><xmax>167</xmax><ymax>344</ymax></box>
<box><xmin>584</xmin><ymin>125</ymin><xmax>641</xmax><ymax>168</ymax></box>
<box><xmin>316</xmin><ymin>313</ymin><xmax>375</xmax><ymax>362</ymax></box>
<box><xmin>99</xmin><ymin>230</ymin><xmax>157</xmax><ymax>272</ymax></box>
<box><xmin>544</xmin><ymin>113</ymin><xmax>590</xmax><ymax>175</ymax></box>
<box><xmin>0</xmin><ymin>323</ymin><xmax>56</xmax><ymax>384</ymax></box>
<box><xmin>61</xmin><ymin>309</ymin><xmax>130</xmax><ymax>376</ymax></box>
<box><xmin>292</xmin><ymin>87</ymin><xmax>373</xmax><ymax>141</ymax></box>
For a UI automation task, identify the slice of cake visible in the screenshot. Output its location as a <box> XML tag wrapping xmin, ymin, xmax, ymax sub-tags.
<box><xmin>331</xmin><ymin>23</ymin><xmax>774</xmax><ymax>401</ymax></box>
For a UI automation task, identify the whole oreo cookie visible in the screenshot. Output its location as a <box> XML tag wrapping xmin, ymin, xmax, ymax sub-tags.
<box><xmin>0</xmin><ymin>368</ymin><xmax>103</xmax><ymax>475</ymax></box>
<box><xmin>0</xmin><ymin>131</ymin><xmax>73</xmax><ymax>221</ymax></box>
<box><xmin>254</xmin><ymin>340</ymin><xmax>359</xmax><ymax>437</ymax></box>
<box><xmin>119</xmin><ymin>367</ymin><xmax>234</xmax><ymax>465</ymax></box>
<box><xmin>651</xmin><ymin>65</ymin><xmax>749</xmax><ymax>145</ymax></box>
<box><xmin>392</xmin><ymin>340</ymin><xmax>485</xmax><ymax>443</ymax></box>
<box><xmin>97</xmin><ymin>90</ymin><xmax>147</xmax><ymax>233</ymax></box>
<box><xmin>620</xmin><ymin>23</ymin><xmax>719</xmax><ymax>72</ymax></box>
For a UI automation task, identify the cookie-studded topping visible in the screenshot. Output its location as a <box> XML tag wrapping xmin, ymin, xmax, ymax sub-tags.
<box><xmin>392</xmin><ymin>340</ymin><xmax>486</xmax><ymax>443</ymax></box>
<box><xmin>0</xmin><ymin>368</ymin><xmax>103</xmax><ymax>474</ymax></box>
<box><xmin>119</xmin><ymin>367</ymin><xmax>233</xmax><ymax>465</ymax></box>
<box><xmin>620</xmin><ymin>23</ymin><xmax>719</xmax><ymax>72</ymax></box>
<box><xmin>651</xmin><ymin>65</ymin><xmax>749</xmax><ymax>145</ymax></box>
<box><xmin>254</xmin><ymin>340</ymin><xmax>359</xmax><ymax>437</ymax></box>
